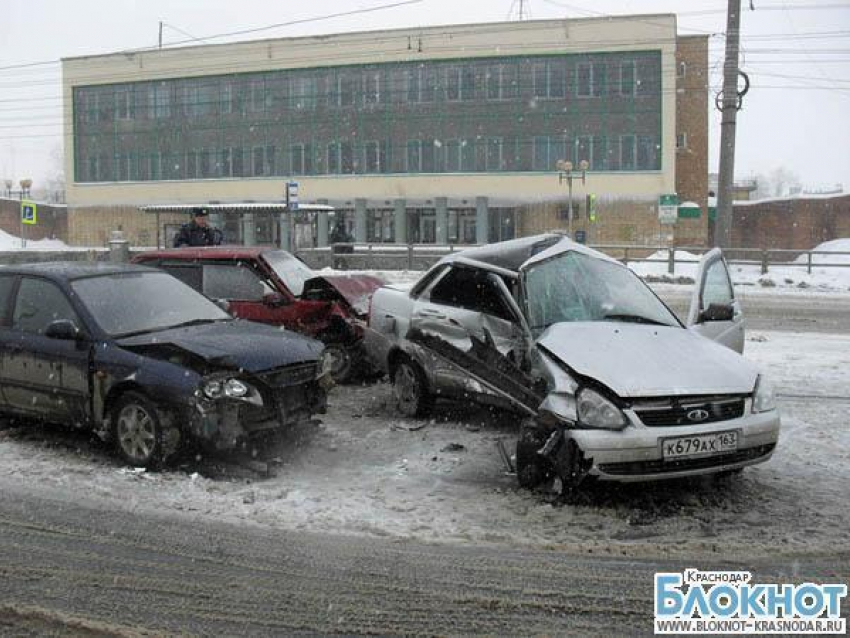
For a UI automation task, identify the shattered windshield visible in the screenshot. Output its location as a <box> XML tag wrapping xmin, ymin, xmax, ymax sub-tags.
<box><xmin>522</xmin><ymin>251</ymin><xmax>681</xmax><ymax>331</ymax></box>
<box><xmin>263</xmin><ymin>251</ymin><xmax>315</xmax><ymax>297</ymax></box>
<box><xmin>72</xmin><ymin>271</ymin><xmax>231</xmax><ymax>337</ymax></box>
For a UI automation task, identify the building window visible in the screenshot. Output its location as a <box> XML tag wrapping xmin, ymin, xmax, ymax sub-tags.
<box><xmin>290</xmin><ymin>143</ymin><xmax>310</xmax><ymax>175</ymax></box>
<box><xmin>252</xmin><ymin>146</ymin><xmax>265</xmax><ymax>176</ymax></box>
<box><xmin>577</xmin><ymin>62</ymin><xmax>606</xmax><ymax>97</ymax></box>
<box><xmin>534</xmin><ymin>62</ymin><xmax>565</xmax><ymax>98</ymax></box>
<box><xmin>363</xmin><ymin>71</ymin><xmax>381</xmax><ymax>105</ymax></box>
<box><xmin>199</xmin><ymin>149</ymin><xmax>212</xmax><ymax>178</ymax></box>
<box><xmin>84</xmin><ymin>93</ymin><xmax>100</xmax><ymax>123</ymax></box>
<box><xmin>220</xmin><ymin>148</ymin><xmax>232</xmax><ymax>177</ymax></box>
<box><xmin>114</xmin><ymin>87</ymin><xmax>134</xmax><ymax>120</ymax></box>
<box><xmin>364</xmin><ymin>141</ymin><xmax>385</xmax><ymax>173</ymax></box>
<box><xmin>620</xmin><ymin>135</ymin><xmax>636</xmax><ymax>170</ymax></box>
<box><xmin>486</xmin><ymin>65</ymin><xmax>502</xmax><ymax>100</ymax></box>
<box><xmin>576</xmin><ymin>135</ymin><xmax>593</xmax><ymax>168</ymax></box>
<box><xmin>445</xmin><ymin>65</ymin><xmax>474</xmax><ymax>101</ymax></box>
<box><xmin>532</xmin><ymin>136</ymin><xmax>549</xmax><ymax>171</ymax></box>
<box><xmin>406</xmin><ymin>140</ymin><xmax>422</xmax><ymax>172</ymax></box>
<box><xmin>221</xmin><ymin>83</ymin><xmax>233</xmax><ymax>114</ymax></box>
<box><xmin>231</xmin><ymin>147</ymin><xmax>244</xmax><ymax>177</ymax></box>
<box><xmin>149</xmin><ymin>82</ymin><xmax>170</xmax><ymax>119</ymax></box>
<box><xmin>677</xmin><ymin>61</ymin><xmax>687</xmax><ymax>78</ymax></box>
<box><xmin>337</xmin><ymin>74</ymin><xmax>355</xmax><ymax>106</ymax></box>
<box><xmin>637</xmin><ymin>135</ymin><xmax>659</xmax><ymax>170</ymax></box>
<box><xmin>620</xmin><ymin>61</ymin><xmax>636</xmax><ymax>96</ymax></box>
<box><xmin>291</xmin><ymin>76</ymin><xmax>316</xmax><ymax>110</ymax></box>
<box><xmin>407</xmin><ymin>67</ymin><xmax>422</xmax><ymax>102</ymax></box>
<box><xmin>676</xmin><ymin>132</ymin><xmax>688</xmax><ymax>150</ymax></box>
<box><xmin>485</xmin><ymin>137</ymin><xmax>503</xmax><ymax>172</ymax></box>
<box><xmin>146</xmin><ymin>152</ymin><xmax>161</xmax><ymax>181</ymax></box>
<box><xmin>249</xmin><ymin>79</ymin><xmax>267</xmax><ymax>112</ymax></box>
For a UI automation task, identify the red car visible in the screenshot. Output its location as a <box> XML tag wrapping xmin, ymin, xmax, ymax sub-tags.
<box><xmin>132</xmin><ymin>247</ymin><xmax>383</xmax><ymax>382</ymax></box>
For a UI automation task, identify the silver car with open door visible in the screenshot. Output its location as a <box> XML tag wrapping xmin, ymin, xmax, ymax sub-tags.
<box><xmin>366</xmin><ymin>234</ymin><xmax>780</xmax><ymax>489</ymax></box>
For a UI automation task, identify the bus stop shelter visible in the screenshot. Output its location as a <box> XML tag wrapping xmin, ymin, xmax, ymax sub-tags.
<box><xmin>140</xmin><ymin>202</ymin><xmax>335</xmax><ymax>250</ymax></box>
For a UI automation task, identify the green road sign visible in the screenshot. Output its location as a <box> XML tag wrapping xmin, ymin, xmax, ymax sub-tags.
<box><xmin>21</xmin><ymin>200</ymin><xmax>37</xmax><ymax>225</ymax></box>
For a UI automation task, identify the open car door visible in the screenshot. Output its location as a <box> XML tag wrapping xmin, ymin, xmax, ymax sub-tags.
<box><xmin>686</xmin><ymin>248</ymin><xmax>745</xmax><ymax>353</ymax></box>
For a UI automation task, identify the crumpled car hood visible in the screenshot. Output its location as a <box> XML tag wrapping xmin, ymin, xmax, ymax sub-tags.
<box><xmin>537</xmin><ymin>322</ymin><xmax>759</xmax><ymax>398</ymax></box>
<box><xmin>304</xmin><ymin>274</ymin><xmax>385</xmax><ymax>315</ymax></box>
<box><xmin>117</xmin><ymin>320</ymin><xmax>323</xmax><ymax>373</ymax></box>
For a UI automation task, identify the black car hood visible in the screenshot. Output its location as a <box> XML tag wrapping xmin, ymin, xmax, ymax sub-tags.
<box><xmin>117</xmin><ymin>320</ymin><xmax>323</xmax><ymax>373</ymax></box>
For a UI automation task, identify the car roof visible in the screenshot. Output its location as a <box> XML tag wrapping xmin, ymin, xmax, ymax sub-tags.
<box><xmin>438</xmin><ymin>233</ymin><xmax>622</xmax><ymax>273</ymax></box>
<box><xmin>0</xmin><ymin>261</ymin><xmax>158</xmax><ymax>281</ymax></box>
<box><xmin>134</xmin><ymin>245</ymin><xmax>284</xmax><ymax>261</ymax></box>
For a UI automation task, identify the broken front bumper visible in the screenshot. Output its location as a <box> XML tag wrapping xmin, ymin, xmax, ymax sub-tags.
<box><xmin>190</xmin><ymin>370</ymin><xmax>331</xmax><ymax>450</ymax></box>
<box><xmin>566</xmin><ymin>408</ymin><xmax>781</xmax><ymax>483</ymax></box>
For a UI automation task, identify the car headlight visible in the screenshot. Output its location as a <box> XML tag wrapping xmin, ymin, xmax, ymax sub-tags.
<box><xmin>224</xmin><ymin>378</ymin><xmax>249</xmax><ymax>398</ymax></box>
<box><xmin>202</xmin><ymin>379</ymin><xmax>224</xmax><ymax>399</ymax></box>
<box><xmin>202</xmin><ymin>378</ymin><xmax>251</xmax><ymax>399</ymax></box>
<box><xmin>752</xmin><ymin>374</ymin><xmax>776</xmax><ymax>413</ymax></box>
<box><xmin>576</xmin><ymin>387</ymin><xmax>628</xmax><ymax>430</ymax></box>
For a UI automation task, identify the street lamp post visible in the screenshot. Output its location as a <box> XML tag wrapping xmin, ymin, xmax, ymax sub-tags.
<box><xmin>556</xmin><ymin>159</ymin><xmax>589</xmax><ymax>239</ymax></box>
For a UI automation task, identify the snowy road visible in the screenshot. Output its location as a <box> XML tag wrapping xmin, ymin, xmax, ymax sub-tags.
<box><xmin>1</xmin><ymin>488</ymin><xmax>844</xmax><ymax>636</ymax></box>
<box><xmin>0</xmin><ymin>329</ymin><xmax>848</xmax><ymax>633</ymax></box>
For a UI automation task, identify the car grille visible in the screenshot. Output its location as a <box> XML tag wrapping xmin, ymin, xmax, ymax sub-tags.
<box><xmin>259</xmin><ymin>363</ymin><xmax>318</xmax><ymax>388</ymax></box>
<box><xmin>598</xmin><ymin>444</ymin><xmax>775</xmax><ymax>476</ymax></box>
<box><xmin>632</xmin><ymin>396</ymin><xmax>746</xmax><ymax>427</ymax></box>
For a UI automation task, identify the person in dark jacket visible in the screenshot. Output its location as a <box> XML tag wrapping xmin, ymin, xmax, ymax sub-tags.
<box><xmin>173</xmin><ymin>207</ymin><xmax>223</xmax><ymax>247</ymax></box>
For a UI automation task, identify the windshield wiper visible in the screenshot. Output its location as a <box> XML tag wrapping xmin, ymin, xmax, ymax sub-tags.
<box><xmin>603</xmin><ymin>313</ymin><xmax>671</xmax><ymax>327</ymax></box>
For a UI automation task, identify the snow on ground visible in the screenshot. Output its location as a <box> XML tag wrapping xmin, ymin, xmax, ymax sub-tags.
<box><xmin>0</xmin><ymin>330</ymin><xmax>848</xmax><ymax>560</ymax></box>
<box><xmin>629</xmin><ymin>239</ymin><xmax>850</xmax><ymax>292</ymax></box>
<box><xmin>0</xmin><ymin>229</ymin><xmax>73</xmax><ymax>252</ymax></box>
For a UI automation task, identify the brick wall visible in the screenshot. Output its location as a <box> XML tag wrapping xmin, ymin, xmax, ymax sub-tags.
<box><xmin>0</xmin><ymin>198</ymin><xmax>68</xmax><ymax>241</ymax></box>
<box><xmin>674</xmin><ymin>35</ymin><xmax>710</xmax><ymax>247</ymax></box>
<box><xmin>518</xmin><ymin>197</ymin><xmax>673</xmax><ymax>250</ymax></box>
<box><xmin>67</xmin><ymin>206</ymin><xmax>187</xmax><ymax>247</ymax></box>
<box><xmin>732</xmin><ymin>194</ymin><xmax>850</xmax><ymax>249</ymax></box>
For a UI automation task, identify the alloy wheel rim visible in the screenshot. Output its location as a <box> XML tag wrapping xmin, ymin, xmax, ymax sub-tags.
<box><xmin>117</xmin><ymin>404</ymin><xmax>156</xmax><ymax>463</ymax></box>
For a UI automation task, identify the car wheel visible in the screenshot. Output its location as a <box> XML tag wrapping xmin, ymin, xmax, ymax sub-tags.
<box><xmin>112</xmin><ymin>392</ymin><xmax>165</xmax><ymax>469</ymax></box>
<box><xmin>392</xmin><ymin>359</ymin><xmax>433</xmax><ymax>417</ymax></box>
<box><xmin>516</xmin><ymin>422</ymin><xmax>552</xmax><ymax>489</ymax></box>
<box><xmin>324</xmin><ymin>343</ymin><xmax>354</xmax><ymax>384</ymax></box>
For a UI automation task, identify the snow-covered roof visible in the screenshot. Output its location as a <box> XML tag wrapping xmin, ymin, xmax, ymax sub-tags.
<box><xmin>735</xmin><ymin>192</ymin><xmax>848</xmax><ymax>207</ymax></box>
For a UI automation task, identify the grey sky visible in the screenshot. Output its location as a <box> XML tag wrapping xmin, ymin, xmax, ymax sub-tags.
<box><xmin>1</xmin><ymin>0</ymin><xmax>848</xmax><ymax>192</ymax></box>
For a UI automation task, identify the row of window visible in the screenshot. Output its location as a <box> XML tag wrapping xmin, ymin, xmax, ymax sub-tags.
<box><xmin>77</xmin><ymin>56</ymin><xmax>659</xmax><ymax>125</ymax></box>
<box><xmin>77</xmin><ymin>134</ymin><xmax>660</xmax><ymax>182</ymax></box>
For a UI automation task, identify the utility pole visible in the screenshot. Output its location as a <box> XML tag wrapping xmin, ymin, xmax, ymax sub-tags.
<box><xmin>714</xmin><ymin>0</ymin><xmax>743</xmax><ymax>249</ymax></box>
<box><xmin>158</xmin><ymin>21</ymin><xmax>163</xmax><ymax>49</ymax></box>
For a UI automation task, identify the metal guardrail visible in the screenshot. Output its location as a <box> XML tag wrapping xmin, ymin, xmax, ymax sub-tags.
<box><xmin>296</xmin><ymin>243</ymin><xmax>850</xmax><ymax>276</ymax></box>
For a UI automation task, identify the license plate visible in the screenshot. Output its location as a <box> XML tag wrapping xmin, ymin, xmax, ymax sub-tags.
<box><xmin>663</xmin><ymin>431</ymin><xmax>739</xmax><ymax>460</ymax></box>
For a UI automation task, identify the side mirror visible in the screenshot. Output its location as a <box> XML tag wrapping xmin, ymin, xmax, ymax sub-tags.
<box><xmin>699</xmin><ymin>302</ymin><xmax>735</xmax><ymax>323</ymax></box>
<box><xmin>45</xmin><ymin>319</ymin><xmax>83</xmax><ymax>341</ymax></box>
<box><xmin>263</xmin><ymin>292</ymin><xmax>289</xmax><ymax>308</ymax></box>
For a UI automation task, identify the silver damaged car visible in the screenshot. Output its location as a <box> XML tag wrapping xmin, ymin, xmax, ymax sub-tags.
<box><xmin>365</xmin><ymin>234</ymin><xmax>780</xmax><ymax>489</ymax></box>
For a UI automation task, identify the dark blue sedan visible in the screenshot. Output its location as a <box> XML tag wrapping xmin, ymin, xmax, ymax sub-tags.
<box><xmin>0</xmin><ymin>263</ymin><xmax>332</xmax><ymax>467</ymax></box>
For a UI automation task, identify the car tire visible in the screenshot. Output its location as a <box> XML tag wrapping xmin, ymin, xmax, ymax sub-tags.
<box><xmin>324</xmin><ymin>342</ymin><xmax>355</xmax><ymax>384</ymax></box>
<box><xmin>392</xmin><ymin>358</ymin><xmax>433</xmax><ymax>417</ymax></box>
<box><xmin>516</xmin><ymin>422</ymin><xmax>552</xmax><ymax>489</ymax></box>
<box><xmin>112</xmin><ymin>392</ymin><xmax>165</xmax><ymax>469</ymax></box>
